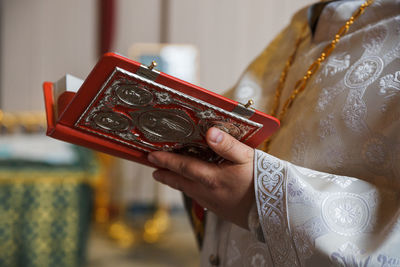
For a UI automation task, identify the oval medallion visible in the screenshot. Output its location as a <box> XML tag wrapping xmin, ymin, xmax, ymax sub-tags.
<box><xmin>321</xmin><ymin>193</ymin><xmax>370</xmax><ymax>236</ymax></box>
<box><xmin>115</xmin><ymin>83</ymin><xmax>153</xmax><ymax>106</ymax></box>
<box><xmin>344</xmin><ymin>56</ymin><xmax>383</xmax><ymax>88</ymax></box>
<box><xmin>137</xmin><ymin>109</ymin><xmax>194</xmax><ymax>141</ymax></box>
<box><xmin>93</xmin><ymin>112</ymin><xmax>130</xmax><ymax>131</ymax></box>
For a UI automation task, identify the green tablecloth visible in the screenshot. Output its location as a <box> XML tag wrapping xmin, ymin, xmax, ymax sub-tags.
<box><xmin>0</xmin><ymin>144</ymin><xmax>97</xmax><ymax>267</ymax></box>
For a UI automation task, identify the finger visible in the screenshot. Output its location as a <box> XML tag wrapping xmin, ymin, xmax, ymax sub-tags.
<box><xmin>153</xmin><ymin>169</ymin><xmax>218</xmax><ymax>211</ymax></box>
<box><xmin>206</xmin><ymin>127</ymin><xmax>254</xmax><ymax>164</ymax></box>
<box><xmin>153</xmin><ymin>169</ymin><xmax>198</xmax><ymax>197</ymax></box>
<box><xmin>148</xmin><ymin>151</ymin><xmax>218</xmax><ymax>189</ymax></box>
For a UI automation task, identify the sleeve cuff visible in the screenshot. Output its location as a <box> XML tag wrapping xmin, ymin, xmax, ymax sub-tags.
<box><xmin>253</xmin><ymin>149</ymin><xmax>300</xmax><ymax>266</ymax></box>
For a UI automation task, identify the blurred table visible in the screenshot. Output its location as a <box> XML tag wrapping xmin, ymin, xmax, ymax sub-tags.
<box><xmin>0</xmin><ymin>133</ymin><xmax>97</xmax><ymax>267</ymax></box>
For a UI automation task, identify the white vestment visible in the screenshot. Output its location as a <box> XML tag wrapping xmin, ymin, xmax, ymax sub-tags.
<box><xmin>201</xmin><ymin>0</ymin><xmax>400</xmax><ymax>266</ymax></box>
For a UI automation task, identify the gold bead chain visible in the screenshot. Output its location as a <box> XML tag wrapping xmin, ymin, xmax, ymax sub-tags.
<box><xmin>263</xmin><ymin>0</ymin><xmax>374</xmax><ymax>152</ymax></box>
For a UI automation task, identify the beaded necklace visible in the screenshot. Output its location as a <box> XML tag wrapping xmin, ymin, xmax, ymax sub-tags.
<box><xmin>263</xmin><ymin>0</ymin><xmax>374</xmax><ymax>152</ymax></box>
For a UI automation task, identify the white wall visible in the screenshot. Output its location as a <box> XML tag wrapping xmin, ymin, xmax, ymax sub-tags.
<box><xmin>0</xmin><ymin>0</ymin><xmax>315</xmax><ymax>111</ymax></box>
<box><xmin>167</xmin><ymin>0</ymin><xmax>315</xmax><ymax>93</ymax></box>
<box><xmin>1</xmin><ymin>0</ymin><xmax>97</xmax><ymax>111</ymax></box>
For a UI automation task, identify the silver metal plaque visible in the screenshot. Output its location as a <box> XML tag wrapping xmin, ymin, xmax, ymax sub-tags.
<box><xmin>75</xmin><ymin>67</ymin><xmax>263</xmax><ymax>159</ymax></box>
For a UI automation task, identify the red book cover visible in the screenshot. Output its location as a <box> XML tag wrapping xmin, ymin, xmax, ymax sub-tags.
<box><xmin>43</xmin><ymin>53</ymin><xmax>279</xmax><ymax>167</ymax></box>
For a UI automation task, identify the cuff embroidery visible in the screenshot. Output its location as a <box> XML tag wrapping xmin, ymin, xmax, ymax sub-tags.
<box><xmin>254</xmin><ymin>149</ymin><xmax>300</xmax><ymax>266</ymax></box>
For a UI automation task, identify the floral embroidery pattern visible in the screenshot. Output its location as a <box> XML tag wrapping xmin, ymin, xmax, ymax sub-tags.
<box><xmin>327</xmin><ymin>175</ymin><xmax>357</xmax><ymax>188</ymax></box>
<box><xmin>294</xmin><ymin>165</ymin><xmax>357</xmax><ymax>189</ymax></box>
<box><xmin>243</xmin><ymin>244</ymin><xmax>272</xmax><ymax>267</ymax></box>
<box><xmin>286</xmin><ymin>173</ymin><xmax>317</xmax><ymax>206</ymax></box>
<box><xmin>318</xmin><ymin>113</ymin><xmax>336</xmax><ymax>140</ymax></box>
<box><xmin>379</xmin><ymin>71</ymin><xmax>400</xmax><ymax>112</ymax></box>
<box><xmin>342</xmin><ymin>90</ymin><xmax>368</xmax><ymax>133</ymax></box>
<box><xmin>287</xmin><ymin>177</ymin><xmax>305</xmax><ymax>199</ymax></box>
<box><xmin>322</xmin><ymin>193</ymin><xmax>370</xmax><ymax>236</ymax></box>
<box><xmin>294</xmin><ymin>220</ymin><xmax>351</xmax><ymax>266</ymax></box>
<box><xmin>344</xmin><ymin>56</ymin><xmax>384</xmax><ymax>88</ymax></box>
<box><xmin>292</xmin><ymin>229</ymin><xmax>313</xmax><ymax>261</ymax></box>
<box><xmin>380</xmin><ymin>71</ymin><xmax>400</xmax><ymax>93</ymax></box>
<box><xmin>298</xmin><ymin>217</ymin><xmax>329</xmax><ymax>243</ymax></box>
<box><xmin>362</xmin><ymin>137</ymin><xmax>388</xmax><ymax>165</ymax></box>
<box><xmin>316</xmin><ymin>82</ymin><xmax>347</xmax><ymax>112</ymax></box>
<box><xmin>361</xmin><ymin>134</ymin><xmax>394</xmax><ymax>176</ymax></box>
<box><xmin>334</xmin><ymin>203</ymin><xmax>361</xmax><ymax>224</ymax></box>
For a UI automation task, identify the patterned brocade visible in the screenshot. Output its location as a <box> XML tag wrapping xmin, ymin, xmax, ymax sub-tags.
<box><xmin>201</xmin><ymin>0</ymin><xmax>400</xmax><ymax>266</ymax></box>
<box><xmin>254</xmin><ymin>151</ymin><xmax>300</xmax><ymax>266</ymax></box>
<box><xmin>0</xmin><ymin>146</ymin><xmax>97</xmax><ymax>267</ymax></box>
<box><xmin>253</xmin><ymin>150</ymin><xmax>400</xmax><ymax>266</ymax></box>
<box><xmin>0</xmin><ymin>181</ymin><xmax>92</xmax><ymax>267</ymax></box>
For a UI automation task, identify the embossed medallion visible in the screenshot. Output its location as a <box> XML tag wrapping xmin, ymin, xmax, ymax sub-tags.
<box><xmin>344</xmin><ymin>56</ymin><xmax>383</xmax><ymax>88</ymax></box>
<box><xmin>115</xmin><ymin>83</ymin><xmax>153</xmax><ymax>106</ymax></box>
<box><xmin>137</xmin><ymin>109</ymin><xmax>195</xmax><ymax>142</ymax></box>
<box><xmin>93</xmin><ymin>112</ymin><xmax>130</xmax><ymax>131</ymax></box>
<box><xmin>322</xmin><ymin>193</ymin><xmax>370</xmax><ymax>236</ymax></box>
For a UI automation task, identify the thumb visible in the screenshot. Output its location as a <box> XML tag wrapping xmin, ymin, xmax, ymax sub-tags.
<box><xmin>206</xmin><ymin>127</ymin><xmax>254</xmax><ymax>164</ymax></box>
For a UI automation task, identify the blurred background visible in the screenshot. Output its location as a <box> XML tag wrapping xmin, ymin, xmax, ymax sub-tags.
<box><xmin>0</xmin><ymin>0</ymin><xmax>314</xmax><ymax>266</ymax></box>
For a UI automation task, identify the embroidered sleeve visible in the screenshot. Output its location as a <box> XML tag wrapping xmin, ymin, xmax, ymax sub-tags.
<box><xmin>253</xmin><ymin>149</ymin><xmax>400</xmax><ymax>267</ymax></box>
<box><xmin>253</xmin><ymin>150</ymin><xmax>301</xmax><ymax>266</ymax></box>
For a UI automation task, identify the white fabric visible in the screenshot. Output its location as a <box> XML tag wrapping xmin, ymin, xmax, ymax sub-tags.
<box><xmin>201</xmin><ymin>0</ymin><xmax>400</xmax><ymax>266</ymax></box>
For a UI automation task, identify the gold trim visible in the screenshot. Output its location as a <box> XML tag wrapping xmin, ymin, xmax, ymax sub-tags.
<box><xmin>0</xmin><ymin>170</ymin><xmax>96</xmax><ymax>185</ymax></box>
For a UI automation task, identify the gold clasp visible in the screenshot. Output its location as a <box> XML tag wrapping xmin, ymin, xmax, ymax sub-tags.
<box><xmin>148</xmin><ymin>60</ymin><xmax>158</xmax><ymax>70</ymax></box>
<box><xmin>244</xmin><ymin>99</ymin><xmax>254</xmax><ymax>108</ymax></box>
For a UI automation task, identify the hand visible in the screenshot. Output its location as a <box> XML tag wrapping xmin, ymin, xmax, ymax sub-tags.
<box><xmin>147</xmin><ymin>127</ymin><xmax>255</xmax><ymax>229</ymax></box>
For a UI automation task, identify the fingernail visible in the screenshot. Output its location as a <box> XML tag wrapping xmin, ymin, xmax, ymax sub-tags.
<box><xmin>148</xmin><ymin>153</ymin><xmax>159</xmax><ymax>165</ymax></box>
<box><xmin>209</xmin><ymin>127</ymin><xmax>223</xmax><ymax>143</ymax></box>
